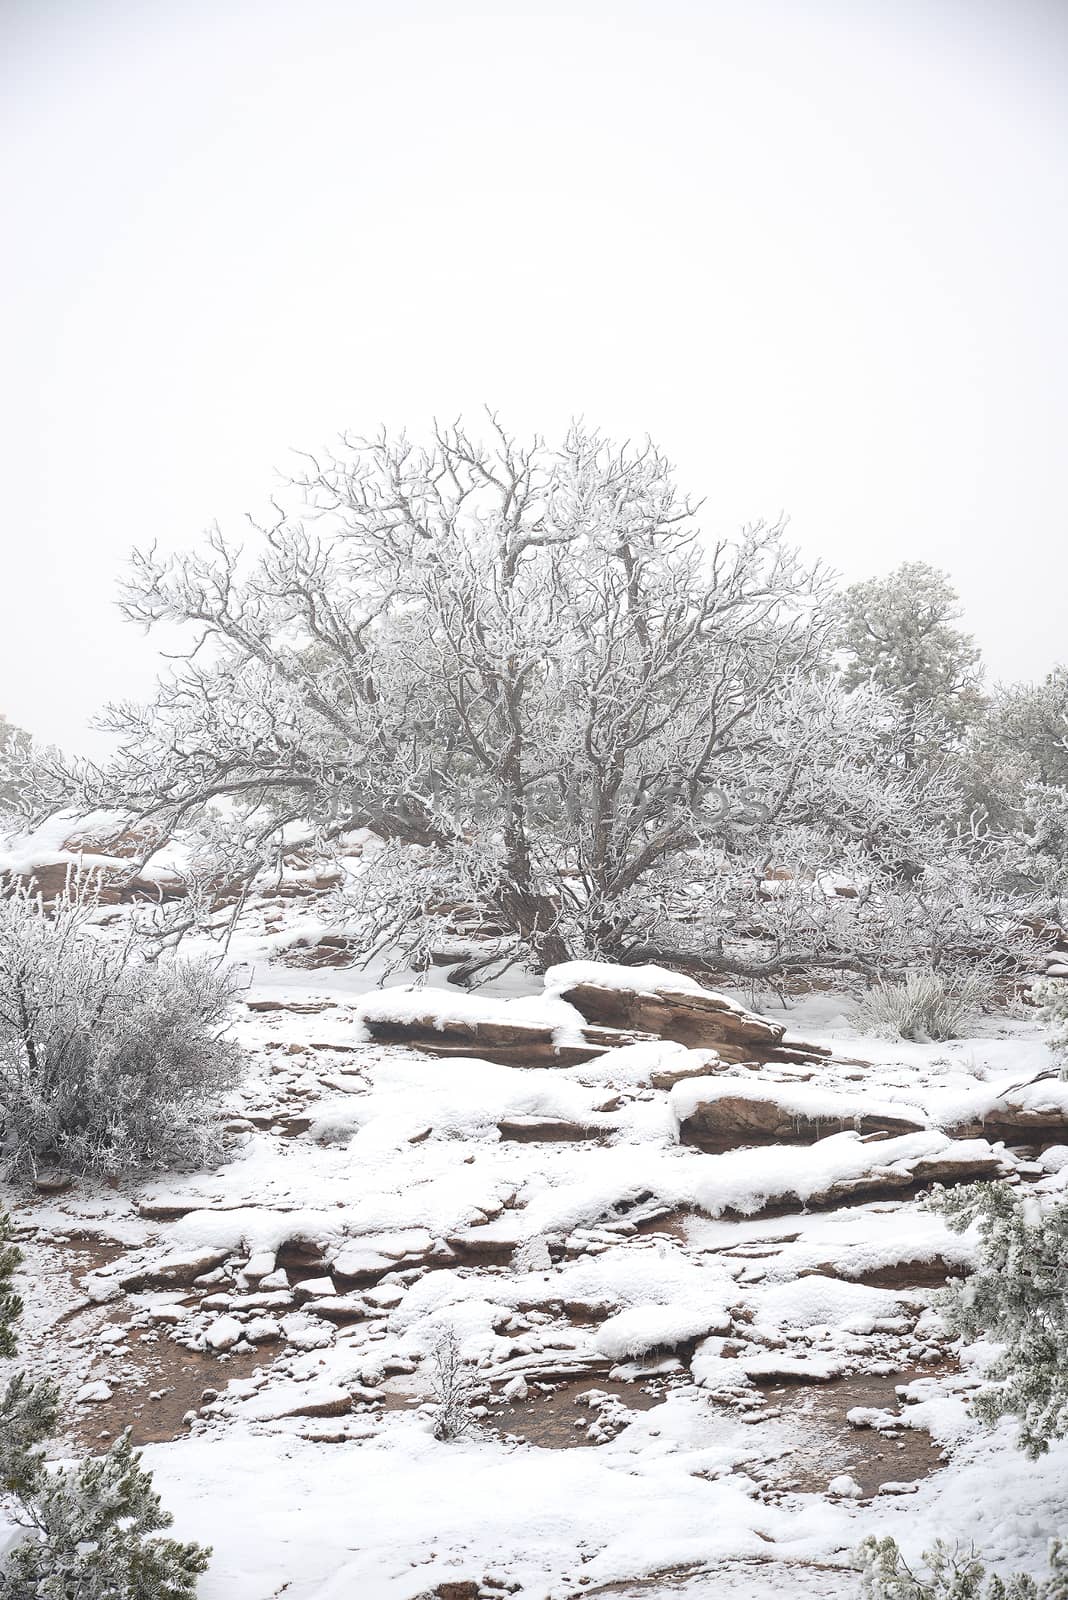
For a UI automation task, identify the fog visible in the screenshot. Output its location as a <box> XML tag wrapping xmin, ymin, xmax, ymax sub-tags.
<box><xmin>2</xmin><ymin>0</ymin><xmax>1066</xmax><ymax>752</ymax></box>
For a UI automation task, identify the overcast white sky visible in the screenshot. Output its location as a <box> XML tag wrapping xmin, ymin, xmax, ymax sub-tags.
<box><xmin>1</xmin><ymin>0</ymin><xmax>1066</xmax><ymax>754</ymax></box>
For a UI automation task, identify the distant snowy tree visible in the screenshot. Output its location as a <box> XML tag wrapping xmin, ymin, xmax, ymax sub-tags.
<box><xmin>54</xmin><ymin>418</ymin><xmax>1039</xmax><ymax>985</ymax></box>
<box><xmin>987</xmin><ymin>669</ymin><xmax>1068</xmax><ymax>789</ymax></box>
<box><xmin>0</xmin><ymin>717</ymin><xmax>33</xmax><ymax>816</ymax></box>
<box><xmin>934</xmin><ymin>1183</ymin><xmax>1068</xmax><ymax>1458</ymax></box>
<box><xmin>959</xmin><ymin>671</ymin><xmax>1068</xmax><ymax>911</ymax></box>
<box><xmin>0</xmin><ymin>890</ymin><xmax>245</xmax><ymax>1180</ymax></box>
<box><xmin>836</xmin><ymin>562</ymin><xmax>984</xmax><ymax>765</ymax></box>
<box><xmin>0</xmin><ymin>720</ymin><xmax>73</xmax><ymax>834</ymax></box>
<box><xmin>1033</xmin><ymin>977</ymin><xmax>1068</xmax><ymax>1077</ymax></box>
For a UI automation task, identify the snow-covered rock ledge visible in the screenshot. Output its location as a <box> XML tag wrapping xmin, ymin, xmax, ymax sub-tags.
<box><xmin>357</xmin><ymin>984</ymin><xmax>656</xmax><ymax>1065</ymax></box>
<box><xmin>357</xmin><ymin>961</ymin><xmax>839</xmax><ymax>1071</ymax></box>
<box><xmin>672</xmin><ymin>1076</ymin><xmax>927</xmax><ymax>1150</ymax></box>
<box><xmin>546</xmin><ymin>960</ymin><xmax>835</xmax><ymax>1066</ymax></box>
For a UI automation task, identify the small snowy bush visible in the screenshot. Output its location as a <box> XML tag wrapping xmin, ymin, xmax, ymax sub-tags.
<box><xmin>0</xmin><ymin>1374</ymin><xmax>210</xmax><ymax>1599</ymax></box>
<box><xmin>0</xmin><ymin>1212</ymin><xmax>20</xmax><ymax>1359</ymax></box>
<box><xmin>852</xmin><ymin>970</ymin><xmax>988</xmax><ymax>1042</ymax></box>
<box><xmin>0</xmin><ymin>891</ymin><xmax>245</xmax><ymax>1180</ymax></box>
<box><xmin>855</xmin><ymin>1535</ymin><xmax>1067</xmax><ymax>1599</ymax></box>
<box><xmin>429</xmin><ymin>1329</ymin><xmax>480</xmax><ymax>1441</ymax></box>
<box><xmin>933</xmin><ymin>1182</ymin><xmax>1068</xmax><ymax>1457</ymax></box>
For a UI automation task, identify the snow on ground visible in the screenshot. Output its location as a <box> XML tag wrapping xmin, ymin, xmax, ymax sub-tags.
<box><xmin>2</xmin><ymin>929</ymin><xmax>1065</xmax><ymax>1599</ymax></box>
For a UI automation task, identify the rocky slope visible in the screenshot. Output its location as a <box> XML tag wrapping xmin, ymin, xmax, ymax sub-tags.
<box><xmin>3</xmin><ymin>951</ymin><xmax>1067</xmax><ymax>1599</ymax></box>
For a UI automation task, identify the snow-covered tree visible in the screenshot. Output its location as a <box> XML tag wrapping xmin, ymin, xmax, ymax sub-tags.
<box><xmin>987</xmin><ymin>669</ymin><xmax>1068</xmax><ymax>790</ymax></box>
<box><xmin>0</xmin><ymin>718</ymin><xmax>34</xmax><ymax>817</ymax></box>
<box><xmin>0</xmin><ymin>1373</ymin><xmax>58</xmax><ymax>1499</ymax></box>
<box><xmin>47</xmin><ymin>418</ymin><xmax>1039</xmax><ymax>985</ymax></box>
<box><xmin>0</xmin><ymin>1378</ymin><xmax>210</xmax><ymax>1600</ymax></box>
<box><xmin>855</xmin><ymin>1535</ymin><xmax>1067</xmax><ymax>1599</ymax></box>
<box><xmin>958</xmin><ymin>672</ymin><xmax>1068</xmax><ymax>925</ymax></box>
<box><xmin>0</xmin><ymin>1212</ymin><xmax>20</xmax><ymax>1360</ymax></box>
<box><xmin>0</xmin><ymin>890</ymin><xmax>245</xmax><ymax>1180</ymax></box>
<box><xmin>2</xmin><ymin>1215</ymin><xmax>205</xmax><ymax>1595</ymax></box>
<box><xmin>991</xmin><ymin>782</ymin><xmax>1068</xmax><ymax>902</ymax></box>
<box><xmin>956</xmin><ymin>669</ymin><xmax>1068</xmax><ymax>840</ymax></box>
<box><xmin>934</xmin><ymin>1182</ymin><xmax>1068</xmax><ymax>1458</ymax></box>
<box><xmin>0</xmin><ymin>1258</ymin><xmax>210</xmax><ymax>1598</ymax></box>
<box><xmin>836</xmin><ymin>562</ymin><xmax>984</xmax><ymax>765</ymax></box>
<box><xmin>310</xmin><ymin>665</ymin><xmax>1038</xmax><ymax>988</ymax></box>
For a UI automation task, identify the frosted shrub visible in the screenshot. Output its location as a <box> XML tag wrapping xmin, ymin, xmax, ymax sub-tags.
<box><xmin>0</xmin><ymin>891</ymin><xmax>245</xmax><ymax>1180</ymax></box>
<box><xmin>855</xmin><ymin>1535</ymin><xmax>1067</xmax><ymax>1599</ymax></box>
<box><xmin>933</xmin><ymin>1183</ymin><xmax>1068</xmax><ymax>1457</ymax></box>
<box><xmin>852</xmin><ymin>970</ymin><xmax>988</xmax><ymax>1042</ymax></box>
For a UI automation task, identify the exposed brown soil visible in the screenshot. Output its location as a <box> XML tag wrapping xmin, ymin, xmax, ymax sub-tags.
<box><xmin>9</xmin><ymin>1229</ymin><xmax>281</xmax><ymax>1452</ymax></box>
<box><xmin>493</xmin><ymin>1376</ymin><xmax>667</xmax><ymax>1448</ymax></box>
<box><xmin>748</xmin><ymin>1364</ymin><xmax>948</xmax><ymax>1498</ymax></box>
<box><xmin>572</xmin><ymin>1558</ymin><xmax>854</xmax><ymax>1598</ymax></box>
<box><xmin>566</xmin><ymin>1563</ymin><xmax>708</xmax><ymax>1597</ymax></box>
<box><xmin>9</xmin><ymin>1228</ymin><xmax>130</xmax><ymax>1332</ymax></box>
<box><xmin>15</xmin><ymin>1226</ymin><xmax>126</xmax><ymax>1278</ymax></box>
<box><xmin>68</xmin><ymin>1338</ymin><xmax>272</xmax><ymax>1450</ymax></box>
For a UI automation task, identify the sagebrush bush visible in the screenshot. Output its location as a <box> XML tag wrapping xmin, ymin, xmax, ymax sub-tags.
<box><xmin>0</xmin><ymin>891</ymin><xmax>245</xmax><ymax>1180</ymax></box>
<box><xmin>852</xmin><ymin>970</ymin><xmax>988</xmax><ymax>1042</ymax></box>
